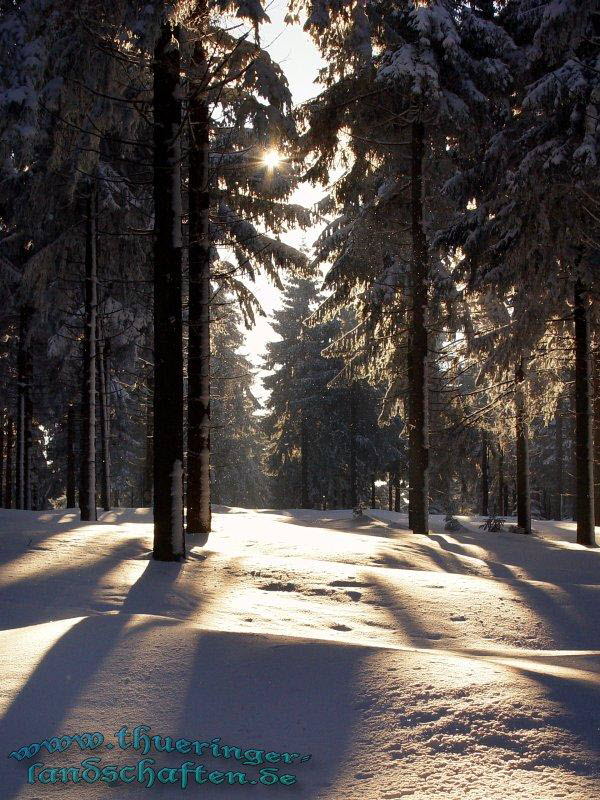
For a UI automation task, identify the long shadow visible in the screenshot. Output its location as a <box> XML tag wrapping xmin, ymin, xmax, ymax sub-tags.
<box><xmin>0</xmin><ymin>553</ymin><xmax>210</xmax><ymax>800</ymax></box>
<box><xmin>0</xmin><ymin>537</ymin><xmax>151</xmax><ymax>630</ymax></box>
<box><xmin>176</xmin><ymin>630</ymin><xmax>371</xmax><ymax>799</ymax></box>
<box><xmin>369</xmin><ymin>570</ymin><xmax>600</xmax><ymax>777</ymax></box>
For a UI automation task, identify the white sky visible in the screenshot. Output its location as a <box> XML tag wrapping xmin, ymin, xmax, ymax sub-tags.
<box><xmin>236</xmin><ymin>1</ymin><xmax>327</xmax><ymax>397</ymax></box>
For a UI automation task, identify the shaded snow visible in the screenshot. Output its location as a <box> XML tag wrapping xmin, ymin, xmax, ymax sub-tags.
<box><xmin>0</xmin><ymin>507</ymin><xmax>599</xmax><ymax>798</ymax></box>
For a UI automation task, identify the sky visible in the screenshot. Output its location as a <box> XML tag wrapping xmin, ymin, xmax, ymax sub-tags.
<box><xmin>236</xmin><ymin>1</ymin><xmax>326</xmax><ymax>397</ymax></box>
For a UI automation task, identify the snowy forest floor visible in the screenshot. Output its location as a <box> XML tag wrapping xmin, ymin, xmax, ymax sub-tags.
<box><xmin>0</xmin><ymin>507</ymin><xmax>599</xmax><ymax>799</ymax></box>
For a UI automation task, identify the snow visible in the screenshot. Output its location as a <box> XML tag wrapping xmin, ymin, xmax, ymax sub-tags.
<box><xmin>0</xmin><ymin>506</ymin><xmax>599</xmax><ymax>798</ymax></box>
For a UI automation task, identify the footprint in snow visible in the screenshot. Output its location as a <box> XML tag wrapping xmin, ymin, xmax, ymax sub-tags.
<box><xmin>330</xmin><ymin>623</ymin><xmax>352</xmax><ymax>632</ymax></box>
<box><xmin>328</xmin><ymin>580</ymin><xmax>373</xmax><ymax>588</ymax></box>
<box><xmin>450</xmin><ymin>615</ymin><xmax>467</xmax><ymax>622</ymax></box>
<box><xmin>345</xmin><ymin>590</ymin><xmax>362</xmax><ymax>601</ymax></box>
<box><xmin>259</xmin><ymin>581</ymin><xmax>296</xmax><ymax>592</ymax></box>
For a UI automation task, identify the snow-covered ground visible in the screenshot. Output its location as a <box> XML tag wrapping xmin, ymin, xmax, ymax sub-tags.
<box><xmin>0</xmin><ymin>507</ymin><xmax>599</xmax><ymax>799</ymax></box>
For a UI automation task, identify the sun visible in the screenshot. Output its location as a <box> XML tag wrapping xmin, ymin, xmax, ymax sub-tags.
<box><xmin>262</xmin><ymin>148</ymin><xmax>283</xmax><ymax>169</ymax></box>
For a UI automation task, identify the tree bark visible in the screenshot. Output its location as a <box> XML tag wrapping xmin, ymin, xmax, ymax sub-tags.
<box><xmin>16</xmin><ymin>306</ymin><xmax>33</xmax><ymax>510</ymax></box>
<box><xmin>0</xmin><ymin>411</ymin><xmax>4</xmax><ymax>507</ymax></box>
<box><xmin>555</xmin><ymin>396</ymin><xmax>564</xmax><ymax>520</ymax></box>
<box><xmin>5</xmin><ymin>418</ymin><xmax>13</xmax><ymax>508</ymax></box>
<box><xmin>407</xmin><ymin>120</ymin><xmax>429</xmax><ymax>535</ymax></box>
<box><xmin>66</xmin><ymin>405</ymin><xmax>76</xmax><ymax>508</ymax></box>
<box><xmin>349</xmin><ymin>382</ymin><xmax>358</xmax><ymax>508</ymax></box>
<box><xmin>515</xmin><ymin>358</ymin><xmax>531</xmax><ymax>534</ymax></box>
<box><xmin>593</xmin><ymin>343</ymin><xmax>599</xmax><ymax>528</ymax></box>
<box><xmin>97</xmin><ymin>334</ymin><xmax>111</xmax><ymax>512</ymax></box>
<box><xmin>152</xmin><ymin>21</ymin><xmax>185</xmax><ymax>560</ymax></box>
<box><xmin>143</xmin><ymin>367</ymin><xmax>153</xmax><ymax>508</ymax></box>
<box><xmin>573</xmin><ymin>279</ymin><xmax>596</xmax><ymax>545</ymax></box>
<box><xmin>497</xmin><ymin>447</ymin><xmax>505</xmax><ymax>516</ymax></box>
<box><xmin>388</xmin><ymin>471</ymin><xmax>393</xmax><ymax>511</ymax></box>
<box><xmin>394</xmin><ymin>463</ymin><xmax>401</xmax><ymax>513</ymax></box>
<box><xmin>370</xmin><ymin>477</ymin><xmax>376</xmax><ymax>509</ymax></box>
<box><xmin>187</xmin><ymin>36</ymin><xmax>212</xmax><ymax>541</ymax></box>
<box><xmin>300</xmin><ymin>409</ymin><xmax>309</xmax><ymax>508</ymax></box>
<box><xmin>79</xmin><ymin>189</ymin><xmax>97</xmax><ymax>522</ymax></box>
<box><xmin>481</xmin><ymin>430</ymin><xmax>489</xmax><ymax>517</ymax></box>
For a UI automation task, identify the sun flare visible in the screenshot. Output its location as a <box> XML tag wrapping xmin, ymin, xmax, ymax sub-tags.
<box><xmin>262</xmin><ymin>148</ymin><xmax>283</xmax><ymax>169</ymax></box>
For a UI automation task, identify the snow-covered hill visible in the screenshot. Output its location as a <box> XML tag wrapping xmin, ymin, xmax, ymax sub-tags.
<box><xmin>0</xmin><ymin>507</ymin><xmax>599</xmax><ymax>799</ymax></box>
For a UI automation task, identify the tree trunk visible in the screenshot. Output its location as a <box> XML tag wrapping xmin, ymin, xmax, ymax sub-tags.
<box><xmin>143</xmin><ymin>368</ymin><xmax>153</xmax><ymax>507</ymax></box>
<box><xmin>16</xmin><ymin>306</ymin><xmax>33</xmax><ymax>510</ymax></box>
<box><xmin>5</xmin><ymin>418</ymin><xmax>13</xmax><ymax>508</ymax></box>
<box><xmin>481</xmin><ymin>430</ymin><xmax>489</xmax><ymax>517</ymax></box>
<box><xmin>573</xmin><ymin>279</ymin><xmax>596</xmax><ymax>546</ymax></box>
<box><xmin>66</xmin><ymin>405</ymin><xmax>76</xmax><ymax>508</ymax></box>
<box><xmin>593</xmin><ymin>343</ymin><xmax>599</xmax><ymax>528</ymax></box>
<box><xmin>407</xmin><ymin>120</ymin><xmax>429</xmax><ymax>535</ymax></box>
<box><xmin>79</xmin><ymin>189</ymin><xmax>97</xmax><ymax>522</ymax></box>
<box><xmin>187</xmin><ymin>36</ymin><xmax>212</xmax><ymax>541</ymax></box>
<box><xmin>349</xmin><ymin>382</ymin><xmax>358</xmax><ymax>508</ymax></box>
<box><xmin>555</xmin><ymin>396</ymin><xmax>564</xmax><ymax>520</ymax></box>
<box><xmin>394</xmin><ymin>463</ymin><xmax>401</xmax><ymax>513</ymax></box>
<box><xmin>152</xmin><ymin>21</ymin><xmax>185</xmax><ymax>561</ymax></box>
<box><xmin>497</xmin><ymin>447</ymin><xmax>505</xmax><ymax>516</ymax></box>
<box><xmin>388</xmin><ymin>471</ymin><xmax>393</xmax><ymax>511</ymax></box>
<box><xmin>300</xmin><ymin>409</ymin><xmax>309</xmax><ymax>508</ymax></box>
<box><xmin>0</xmin><ymin>411</ymin><xmax>4</xmax><ymax>507</ymax></box>
<box><xmin>97</xmin><ymin>334</ymin><xmax>111</xmax><ymax>512</ymax></box>
<box><xmin>370</xmin><ymin>477</ymin><xmax>376</xmax><ymax>509</ymax></box>
<box><xmin>515</xmin><ymin>358</ymin><xmax>531</xmax><ymax>534</ymax></box>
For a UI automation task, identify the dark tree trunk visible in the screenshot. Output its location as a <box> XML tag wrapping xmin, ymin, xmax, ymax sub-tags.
<box><xmin>66</xmin><ymin>405</ymin><xmax>76</xmax><ymax>508</ymax></box>
<box><xmin>143</xmin><ymin>368</ymin><xmax>153</xmax><ymax>507</ymax></box>
<box><xmin>97</xmin><ymin>335</ymin><xmax>111</xmax><ymax>512</ymax></box>
<box><xmin>573</xmin><ymin>279</ymin><xmax>596</xmax><ymax>546</ymax></box>
<box><xmin>388</xmin><ymin>471</ymin><xmax>393</xmax><ymax>511</ymax></box>
<box><xmin>187</xmin><ymin>36</ymin><xmax>212</xmax><ymax>541</ymax></box>
<box><xmin>407</xmin><ymin>120</ymin><xmax>429</xmax><ymax>535</ymax></box>
<box><xmin>0</xmin><ymin>411</ymin><xmax>4</xmax><ymax>507</ymax></box>
<box><xmin>370</xmin><ymin>477</ymin><xmax>376</xmax><ymax>509</ymax></box>
<box><xmin>394</xmin><ymin>464</ymin><xmax>401</xmax><ymax>513</ymax></box>
<box><xmin>5</xmin><ymin>418</ymin><xmax>13</xmax><ymax>508</ymax></box>
<box><xmin>152</xmin><ymin>21</ymin><xmax>185</xmax><ymax>560</ymax></box>
<box><xmin>497</xmin><ymin>447</ymin><xmax>505</xmax><ymax>516</ymax></box>
<box><xmin>16</xmin><ymin>306</ymin><xmax>33</xmax><ymax>510</ymax></box>
<box><xmin>300</xmin><ymin>410</ymin><xmax>309</xmax><ymax>508</ymax></box>
<box><xmin>555</xmin><ymin>397</ymin><xmax>564</xmax><ymax>520</ymax></box>
<box><xmin>515</xmin><ymin>358</ymin><xmax>531</xmax><ymax>534</ymax></box>
<box><xmin>349</xmin><ymin>382</ymin><xmax>358</xmax><ymax>508</ymax></box>
<box><xmin>481</xmin><ymin>430</ymin><xmax>489</xmax><ymax>517</ymax></box>
<box><xmin>79</xmin><ymin>189</ymin><xmax>97</xmax><ymax>522</ymax></box>
<box><xmin>594</xmin><ymin>345</ymin><xmax>600</xmax><ymax>528</ymax></box>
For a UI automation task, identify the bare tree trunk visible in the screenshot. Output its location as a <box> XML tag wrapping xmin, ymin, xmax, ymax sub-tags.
<box><xmin>388</xmin><ymin>471</ymin><xmax>393</xmax><ymax>511</ymax></box>
<box><xmin>0</xmin><ymin>411</ymin><xmax>4</xmax><ymax>507</ymax></box>
<box><xmin>394</xmin><ymin>463</ymin><xmax>401</xmax><ymax>513</ymax></box>
<box><xmin>79</xmin><ymin>189</ymin><xmax>97</xmax><ymax>522</ymax></box>
<box><xmin>370</xmin><ymin>477</ymin><xmax>376</xmax><ymax>509</ymax></box>
<box><xmin>407</xmin><ymin>120</ymin><xmax>429</xmax><ymax>535</ymax></box>
<box><xmin>152</xmin><ymin>21</ymin><xmax>185</xmax><ymax>561</ymax></box>
<box><xmin>497</xmin><ymin>447</ymin><xmax>505</xmax><ymax>516</ymax></box>
<box><xmin>349</xmin><ymin>382</ymin><xmax>358</xmax><ymax>508</ymax></box>
<box><xmin>66</xmin><ymin>405</ymin><xmax>76</xmax><ymax>508</ymax></box>
<box><xmin>593</xmin><ymin>342</ymin><xmax>599</xmax><ymax>528</ymax></box>
<box><xmin>5</xmin><ymin>418</ymin><xmax>13</xmax><ymax>508</ymax></box>
<box><xmin>515</xmin><ymin>358</ymin><xmax>531</xmax><ymax>534</ymax></box>
<box><xmin>573</xmin><ymin>279</ymin><xmax>596</xmax><ymax>546</ymax></box>
<box><xmin>481</xmin><ymin>430</ymin><xmax>489</xmax><ymax>516</ymax></box>
<box><xmin>97</xmin><ymin>334</ymin><xmax>111</xmax><ymax>512</ymax></box>
<box><xmin>143</xmin><ymin>366</ymin><xmax>153</xmax><ymax>507</ymax></box>
<box><xmin>16</xmin><ymin>306</ymin><xmax>33</xmax><ymax>510</ymax></box>
<box><xmin>555</xmin><ymin>396</ymin><xmax>564</xmax><ymax>520</ymax></box>
<box><xmin>187</xmin><ymin>35</ymin><xmax>212</xmax><ymax>541</ymax></box>
<box><xmin>300</xmin><ymin>409</ymin><xmax>309</xmax><ymax>508</ymax></box>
